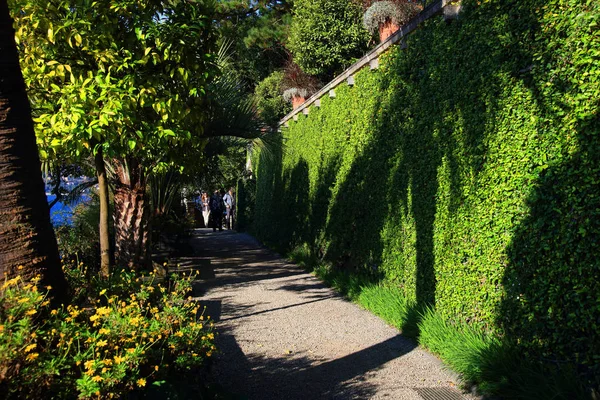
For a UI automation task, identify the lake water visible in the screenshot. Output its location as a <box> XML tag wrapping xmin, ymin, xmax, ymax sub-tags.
<box><xmin>47</xmin><ymin>195</ymin><xmax>77</xmax><ymax>226</ymax></box>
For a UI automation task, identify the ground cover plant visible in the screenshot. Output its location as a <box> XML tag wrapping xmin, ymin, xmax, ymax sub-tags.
<box><xmin>0</xmin><ymin>265</ymin><xmax>215</xmax><ymax>399</ymax></box>
<box><xmin>254</xmin><ymin>0</ymin><xmax>600</xmax><ymax>396</ymax></box>
<box><xmin>289</xmin><ymin>247</ymin><xmax>589</xmax><ymax>399</ymax></box>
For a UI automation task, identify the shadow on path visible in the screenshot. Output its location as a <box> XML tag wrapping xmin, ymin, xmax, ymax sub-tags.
<box><xmin>186</xmin><ymin>229</ymin><xmax>469</xmax><ymax>400</ymax></box>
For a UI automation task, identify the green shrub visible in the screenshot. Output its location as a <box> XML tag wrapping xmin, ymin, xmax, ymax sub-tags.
<box><xmin>287</xmin><ymin>0</ymin><xmax>370</xmax><ymax>80</ymax></box>
<box><xmin>253</xmin><ymin>71</ymin><xmax>291</xmax><ymax>127</ymax></box>
<box><xmin>254</xmin><ymin>0</ymin><xmax>600</xmax><ymax>392</ymax></box>
<box><xmin>0</xmin><ymin>267</ymin><xmax>215</xmax><ymax>399</ymax></box>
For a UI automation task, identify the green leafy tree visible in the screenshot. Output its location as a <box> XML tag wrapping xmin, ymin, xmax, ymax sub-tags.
<box><xmin>11</xmin><ymin>0</ymin><xmax>218</xmax><ymax>270</ymax></box>
<box><xmin>287</xmin><ymin>0</ymin><xmax>370</xmax><ymax>80</ymax></box>
<box><xmin>216</xmin><ymin>0</ymin><xmax>293</xmax><ymax>86</ymax></box>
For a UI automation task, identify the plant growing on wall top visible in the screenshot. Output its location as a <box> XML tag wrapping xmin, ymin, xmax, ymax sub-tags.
<box><xmin>281</xmin><ymin>61</ymin><xmax>319</xmax><ymax>108</ymax></box>
<box><xmin>363</xmin><ymin>1</ymin><xmax>421</xmax><ymax>40</ymax></box>
<box><xmin>283</xmin><ymin>88</ymin><xmax>309</xmax><ymax>102</ymax></box>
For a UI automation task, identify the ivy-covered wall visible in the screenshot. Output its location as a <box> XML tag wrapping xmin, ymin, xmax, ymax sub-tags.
<box><xmin>253</xmin><ymin>0</ymin><xmax>599</xmax><ymax>382</ymax></box>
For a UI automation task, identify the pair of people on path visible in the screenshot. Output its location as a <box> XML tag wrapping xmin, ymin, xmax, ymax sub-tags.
<box><xmin>206</xmin><ymin>188</ymin><xmax>234</xmax><ymax>231</ymax></box>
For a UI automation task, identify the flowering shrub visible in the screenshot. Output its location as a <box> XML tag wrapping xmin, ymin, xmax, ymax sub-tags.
<box><xmin>0</xmin><ymin>266</ymin><xmax>215</xmax><ymax>399</ymax></box>
<box><xmin>362</xmin><ymin>1</ymin><xmax>421</xmax><ymax>34</ymax></box>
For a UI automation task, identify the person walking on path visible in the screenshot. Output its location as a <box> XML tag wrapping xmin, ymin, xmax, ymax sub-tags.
<box><xmin>201</xmin><ymin>192</ymin><xmax>210</xmax><ymax>228</ymax></box>
<box><xmin>223</xmin><ymin>187</ymin><xmax>235</xmax><ymax>230</ymax></box>
<box><xmin>209</xmin><ymin>189</ymin><xmax>224</xmax><ymax>232</ymax></box>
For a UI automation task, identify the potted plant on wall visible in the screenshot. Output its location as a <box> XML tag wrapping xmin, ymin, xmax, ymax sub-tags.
<box><xmin>283</xmin><ymin>88</ymin><xmax>310</xmax><ymax>110</ymax></box>
<box><xmin>362</xmin><ymin>0</ymin><xmax>422</xmax><ymax>42</ymax></box>
<box><xmin>281</xmin><ymin>61</ymin><xmax>320</xmax><ymax>110</ymax></box>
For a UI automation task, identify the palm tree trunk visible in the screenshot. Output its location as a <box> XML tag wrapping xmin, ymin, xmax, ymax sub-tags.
<box><xmin>94</xmin><ymin>146</ymin><xmax>111</xmax><ymax>277</ymax></box>
<box><xmin>0</xmin><ymin>1</ymin><xmax>67</xmax><ymax>300</ymax></box>
<box><xmin>113</xmin><ymin>157</ymin><xmax>150</xmax><ymax>269</ymax></box>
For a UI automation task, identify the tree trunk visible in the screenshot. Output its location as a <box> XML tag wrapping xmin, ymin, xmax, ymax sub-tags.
<box><xmin>94</xmin><ymin>146</ymin><xmax>111</xmax><ymax>277</ymax></box>
<box><xmin>113</xmin><ymin>157</ymin><xmax>150</xmax><ymax>269</ymax></box>
<box><xmin>0</xmin><ymin>2</ymin><xmax>67</xmax><ymax>300</ymax></box>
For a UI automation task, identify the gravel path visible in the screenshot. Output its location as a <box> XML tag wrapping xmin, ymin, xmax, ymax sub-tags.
<box><xmin>189</xmin><ymin>229</ymin><xmax>476</xmax><ymax>400</ymax></box>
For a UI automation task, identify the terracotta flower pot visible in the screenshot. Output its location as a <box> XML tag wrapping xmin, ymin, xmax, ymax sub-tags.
<box><xmin>292</xmin><ymin>95</ymin><xmax>306</xmax><ymax>110</ymax></box>
<box><xmin>379</xmin><ymin>18</ymin><xmax>400</xmax><ymax>42</ymax></box>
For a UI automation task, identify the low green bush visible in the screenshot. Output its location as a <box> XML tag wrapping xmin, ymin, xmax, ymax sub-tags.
<box><xmin>0</xmin><ymin>266</ymin><xmax>215</xmax><ymax>399</ymax></box>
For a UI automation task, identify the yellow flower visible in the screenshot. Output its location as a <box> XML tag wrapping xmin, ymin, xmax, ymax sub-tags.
<box><xmin>113</xmin><ymin>355</ymin><xmax>125</xmax><ymax>364</ymax></box>
<box><xmin>0</xmin><ymin>325</ymin><xmax>4</xmax><ymax>333</ymax></box>
<box><xmin>154</xmin><ymin>365</ymin><xmax>159</xmax><ymax>371</ymax></box>
<box><xmin>18</xmin><ymin>297</ymin><xmax>29</xmax><ymax>304</ymax></box>
<box><xmin>99</xmin><ymin>289</ymin><xmax>107</xmax><ymax>295</ymax></box>
<box><xmin>91</xmin><ymin>376</ymin><xmax>103</xmax><ymax>382</ymax></box>
<box><xmin>206</xmin><ymin>351</ymin><xmax>212</xmax><ymax>357</ymax></box>
<box><xmin>175</xmin><ymin>331</ymin><xmax>184</xmax><ymax>337</ymax></box>
<box><xmin>76</xmin><ymin>361</ymin><xmax>81</xmax><ymax>366</ymax></box>
<box><xmin>99</xmin><ymin>328</ymin><xmax>110</xmax><ymax>335</ymax></box>
<box><xmin>84</xmin><ymin>360</ymin><xmax>95</xmax><ymax>370</ymax></box>
<box><xmin>136</xmin><ymin>378</ymin><xmax>146</xmax><ymax>387</ymax></box>
<box><xmin>50</xmin><ymin>309</ymin><xmax>58</xmax><ymax>315</ymax></box>
<box><xmin>45</xmin><ymin>285</ymin><xmax>52</xmax><ymax>290</ymax></box>
<box><xmin>126</xmin><ymin>348</ymin><xmax>136</xmax><ymax>354</ymax></box>
<box><xmin>26</xmin><ymin>353</ymin><xmax>39</xmax><ymax>361</ymax></box>
<box><xmin>18</xmin><ymin>265</ymin><xmax>24</xmax><ymax>270</ymax></box>
<box><xmin>89</xmin><ymin>315</ymin><xmax>100</xmax><ymax>322</ymax></box>
<box><xmin>103</xmin><ymin>359</ymin><xmax>113</xmax><ymax>366</ymax></box>
<box><xmin>96</xmin><ymin>307</ymin><xmax>110</xmax><ymax>316</ymax></box>
<box><xmin>26</xmin><ymin>309</ymin><xmax>37</xmax><ymax>316</ymax></box>
<box><xmin>96</xmin><ymin>340</ymin><xmax>108</xmax><ymax>347</ymax></box>
<box><xmin>24</xmin><ymin>343</ymin><xmax>37</xmax><ymax>353</ymax></box>
<box><xmin>5</xmin><ymin>277</ymin><xmax>20</xmax><ymax>287</ymax></box>
<box><xmin>207</xmin><ymin>333</ymin><xmax>214</xmax><ymax>340</ymax></box>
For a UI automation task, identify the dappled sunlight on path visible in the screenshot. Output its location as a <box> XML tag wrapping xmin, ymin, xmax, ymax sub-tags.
<box><xmin>190</xmin><ymin>229</ymin><xmax>475</xmax><ymax>400</ymax></box>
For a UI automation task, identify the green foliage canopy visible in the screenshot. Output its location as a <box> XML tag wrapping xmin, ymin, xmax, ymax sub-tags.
<box><xmin>11</xmin><ymin>0</ymin><xmax>217</xmax><ymax>170</ymax></box>
<box><xmin>286</xmin><ymin>0</ymin><xmax>370</xmax><ymax>80</ymax></box>
<box><xmin>215</xmin><ymin>0</ymin><xmax>292</xmax><ymax>87</ymax></box>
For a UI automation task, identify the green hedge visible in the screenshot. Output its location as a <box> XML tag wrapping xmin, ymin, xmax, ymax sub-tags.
<box><xmin>253</xmin><ymin>0</ymin><xmax>600</xmax><ymax>388</ymax></box>
<box><xmin>235</xmin><ymin>177</ymin><xmax>256</xmax><ymax>232</ymax></box>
